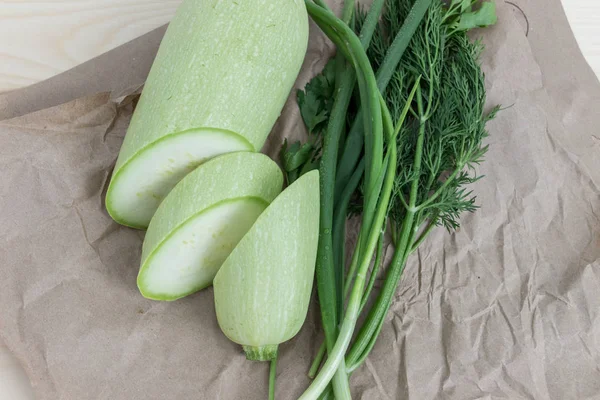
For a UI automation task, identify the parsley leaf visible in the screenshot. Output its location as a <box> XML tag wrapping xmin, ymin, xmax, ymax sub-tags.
<box><xmin>297</xmin><ymin>59</ymin><xmax>336</xmax><ymax>135</ymax></box>
<box><xmin>281</xmin><ymin>59</ymin><xmax>337</xmax><ymax>184</ymax></box>
<box><xmin>446</xmin><ymin>1</ymin><xmax>498</xmax><ymax>33</ymax></box>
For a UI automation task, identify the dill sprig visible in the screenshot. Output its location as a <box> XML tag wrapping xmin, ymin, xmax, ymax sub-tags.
<box><xmin>345</xmin><ymin>1</ymin><xmax>499</xmax><ymax>370</ymax></box>
<box><xmin>350</xmin><ymin>1</ymin><xmax>498</xmax><ymax>234</ymax></box>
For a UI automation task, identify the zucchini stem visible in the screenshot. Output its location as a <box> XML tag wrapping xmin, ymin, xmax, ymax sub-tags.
<box><xmin>269</xmin><ymin>353</ymin><xmax>277</xmax><ymax>400</ymax></box>
<box><xmin>244</xmin><ymin>345</ymin><xmax>278</xmax><ymax>362</ymax></box>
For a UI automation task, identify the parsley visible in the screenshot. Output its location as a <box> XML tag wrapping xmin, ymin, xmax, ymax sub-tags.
<box><xmin>280</xmin><ymin>60</ymin><xmax>336</xmax><ymax>184</ymax></box>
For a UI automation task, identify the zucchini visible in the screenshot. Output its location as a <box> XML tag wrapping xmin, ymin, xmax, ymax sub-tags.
<box><xmin>106</xmin><ymin>0</ymin><xmax>308</xmax><ymax>228</ymax></box>
<box><xmin>138</xmin><ymin>152</ymin><xmax>283</xmax><ymax>301</ymax></box>
<box><xmin>213</xmin><ymin>170</ymin><xmax>319</xmax><ymax>361</ymax></box>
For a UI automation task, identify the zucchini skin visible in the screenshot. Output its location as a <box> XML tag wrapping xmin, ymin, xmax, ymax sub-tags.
<box><xmin>106</xmin><ymin>0</ymin><xmax>309</xmax><ymax>227</ymax></box>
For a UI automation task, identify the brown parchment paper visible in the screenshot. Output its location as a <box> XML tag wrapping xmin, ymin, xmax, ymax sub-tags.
<box><xmin>1</xmin><ymin>1</ymin><xmax>599</xmax><ymax>399</ymax></box>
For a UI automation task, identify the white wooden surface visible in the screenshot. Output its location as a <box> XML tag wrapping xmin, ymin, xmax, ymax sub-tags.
<box><xmin>562</xmin><ymin>0</ymin><xmax>600</xmax><ymax>76</ymax></box>
<box><xmin>0</xmin><ymin>0</ymin><xmax>598</xmax><ymax>398</ymax></box>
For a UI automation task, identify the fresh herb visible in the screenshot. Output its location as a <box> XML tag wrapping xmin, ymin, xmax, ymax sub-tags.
<box><xmin>346</xmin><ymin>3</ymin><xmax>500</xmax><ymax>372</ymax></box>
<box><xmin>287</xmin><ymin>1</ymin><xmax>498</xmax><ymax>399</ymax></box>
<box><xmin>280</xmin><ymin>60</ymin><xmax>337</xmax><ymax>184</ymax></box>
<box><xmin>279</xmin><ymin>139</ymin><xmax>319</xmax><ymax>184</ymax></box>
<box><xmin>444</xmin><ymin>0</ymin><xmax>498</xmax><ymax>34</ymax></box>
<box><xmin>298</xmin><ymin>60</ymin><xmax>337</xmax><ymax>134</ymax></box>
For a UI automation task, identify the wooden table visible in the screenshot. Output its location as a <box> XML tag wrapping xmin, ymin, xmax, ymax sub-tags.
<box><xmin>0</xmin><ymin>0</ymin><xmax>599</xmax><ymax>93</ymax></box>
<box><xmin>0</xmin><ymin>1</ymin><xmax>598</xmax><ymax>398</ymax></box>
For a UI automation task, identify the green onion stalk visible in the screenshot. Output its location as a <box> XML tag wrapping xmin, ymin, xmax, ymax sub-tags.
<box><xmin>300</xmin><ymin>2</ymin><xmax>392</xmax><ymax>399</ymax></box>
<box><xmin>308</xmin><ymin>0</ymin><xmax>389</xmax><ymax>397</ymax></box>
<box><xmin>302</xmin><ymin>2</ymin><xmax>433</xmax><ymax>398</ymax></box>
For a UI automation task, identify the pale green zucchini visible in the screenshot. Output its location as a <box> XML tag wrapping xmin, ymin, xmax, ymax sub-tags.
<box><xmin>138</xmin><ymin>152</ymin><xmax>283</xmax><ymax>301</ymax></box>
<box><xmin>106</xmin><ymin>0</ymin><xmax>309</xmax><ymax>229</ymax></box>
<box><xmin>213</xmin><ymin>170</ymin><xmax>320</xmax><ymax>361</ymax></box>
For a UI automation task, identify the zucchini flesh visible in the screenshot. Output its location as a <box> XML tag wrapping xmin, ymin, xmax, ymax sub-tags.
<box><xmin>107</xmin><ymin>129</ymin><xmax>251</xmax><ymax>229</ymax></box>
<box><xmin>138</xmin><ymin>152</ymin><xmax>283</xmax><ymax>301</ymax></box>
<box><xmin>139</xmin><ymin>197</ymin><xmax>266</xmax><ymax>301</ymax></box>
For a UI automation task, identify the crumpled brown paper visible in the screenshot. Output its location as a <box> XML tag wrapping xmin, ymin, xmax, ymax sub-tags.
<box><xmin>1</xmin><ymin>1</ymin><xmax>599</xmax><ymax>399</ymax></box>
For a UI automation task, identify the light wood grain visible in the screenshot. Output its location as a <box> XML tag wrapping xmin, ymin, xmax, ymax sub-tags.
<box><xmin>0</xmin><ymin>0</ymin><xmax>181</xmax><ymax>92</ymax></box>
<box><xmin>0</xmin><ymin>0</ymin><xmax>599</xmax><ymax>94</ymax></box>
<box><xmin>0</xmin><ymin>0</ymin><xmax>598</xmax><ymax>399</ymax></box>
